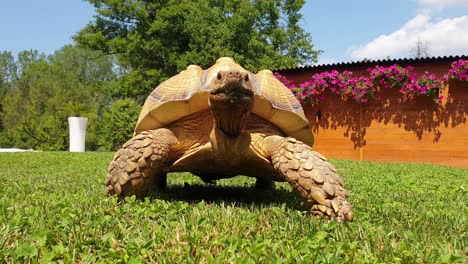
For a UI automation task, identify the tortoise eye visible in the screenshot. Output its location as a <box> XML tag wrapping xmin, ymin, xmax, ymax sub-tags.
<box><xmin>217</xmin><ymin>72</ymin><xmax>223</xmax><ymax>80</ymax></box>
<box><xmin>244</xmin><ymin>74</ymin><xmax>249</xmax><ymax>82</ymax></box>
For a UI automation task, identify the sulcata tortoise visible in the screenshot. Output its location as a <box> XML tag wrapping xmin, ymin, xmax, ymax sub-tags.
<box><xmin>106</xmin><ymin>57</ymin><xmax>353</xmax><ymax>222</ymax></box>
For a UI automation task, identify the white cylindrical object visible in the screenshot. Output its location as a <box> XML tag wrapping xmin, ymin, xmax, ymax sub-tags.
<box><xmin>68</xmin><ymin>117</ymin><xmax>88</xmax><ymax>152</ymax></box>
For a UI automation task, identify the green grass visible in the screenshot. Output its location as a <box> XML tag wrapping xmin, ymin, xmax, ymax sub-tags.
<box><xmin>0</xmin><ymin>152</ymin><xmax>466</xmax><ymax>263</ymax></box>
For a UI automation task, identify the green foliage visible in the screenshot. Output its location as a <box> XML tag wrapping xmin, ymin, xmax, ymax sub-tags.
<box><xmin>0</xmin><ymin>51</ymin><xmax>18</xmax><ymax>144</ymax></box>
<box><xmin>0</xmin><ymin>51</ymin><xmax>17</xmax><ymax>96</ymax></box>
<box><xmin>75</xmin><ymin>0</ymin><xmax>320</xmax><ymax>101</ymax></box>
<box><xmin>0</xmin><ymin>46</ymin><xmax>116</xmax><ymax>150</ymax></box>
<box><xmin>2</xmin><ymin>57</ymin><xmax>69</xmax><ymax>150</ymax></box>
<box><xmin>99</xmin><ymin>98</ymin><xmax>141</xmax><ymax>150</ymax></box>
<box><xmin>0</xmin><ymin>153</ymin><xmax>466</xmax><ymax>263</ymax></box>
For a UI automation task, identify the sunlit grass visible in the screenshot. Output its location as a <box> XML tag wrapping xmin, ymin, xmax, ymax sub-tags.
<box><xmin>0</xmin><ymin>152</ymin><xmax>466</xmax><ymax>263</ymax></box>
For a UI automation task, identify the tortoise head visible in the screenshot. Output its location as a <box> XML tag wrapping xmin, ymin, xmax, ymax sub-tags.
<box><xmin>209</xmin><ymin>69</ymin><xmax>254</xmax><ymax>105</ymax></box>
<box><xmin>208</xmin><ymin>60</ymin><xmax>255</xmax><ymax>137</ymax></box>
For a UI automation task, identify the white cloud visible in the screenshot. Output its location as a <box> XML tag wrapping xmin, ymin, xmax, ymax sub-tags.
<box><xmin>350</xmin><ymin>14</ymin><xmax>468</xmax><ymax>60</ymax></box>
<box><xmin>419</xmin><ymin>0</ymin><xmax>468</xmax><ymax>13</ymax></box>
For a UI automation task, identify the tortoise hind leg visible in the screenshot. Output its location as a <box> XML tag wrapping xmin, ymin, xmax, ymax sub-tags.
<box><xmin>264</xmin><ymin>135</ymin><xmax>354</xmax><ymax>222</ymax></box>
<box><xmin>105</xmin><ymin>129</ymin><xmax>178</xmax><ymax>199</ymax></box>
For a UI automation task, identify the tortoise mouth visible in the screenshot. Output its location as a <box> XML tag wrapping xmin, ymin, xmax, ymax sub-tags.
<box><xmin>210</xmin><ymin>82</ymin><xmax>254</xmax><ymax>101</ymax></box>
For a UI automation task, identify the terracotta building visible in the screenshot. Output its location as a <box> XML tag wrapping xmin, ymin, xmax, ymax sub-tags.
<box><xmin>276</xmin><ymin>55</ymin><xmax>468</xmax><ymax>168</ymax></box>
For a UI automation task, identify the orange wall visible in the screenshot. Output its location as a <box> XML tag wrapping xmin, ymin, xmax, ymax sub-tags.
<box><xmin>300</xmin><ymin>77</ymin><xmax>468</xmax><ymax>168</ymax></box>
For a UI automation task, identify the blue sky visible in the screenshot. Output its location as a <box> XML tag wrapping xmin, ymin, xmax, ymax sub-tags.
<box><xmin>0</xmin><ymin>0</ymin><xmax>95</xmax><ymax>56</ymax></box>
<box><xmin>303</xmin><ymin>0</ymin><xmax>468</xmax><ymax>64</ymax></box>
<box><xmin>1</xmin><ymin>0</ymin><xmax>467</xmax><ymax>65</ymax></box>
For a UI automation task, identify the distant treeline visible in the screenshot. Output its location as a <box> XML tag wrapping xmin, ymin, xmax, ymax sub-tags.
<box><xmin>0</xmin><ymin>46</ymin><xmax>141</xmax><ymax>151</ymax></box>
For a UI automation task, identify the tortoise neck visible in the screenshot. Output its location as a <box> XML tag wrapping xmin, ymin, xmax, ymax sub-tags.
<box><xmin>209</xmin><ymin>100</ymin><xmax>253</xmax><ymax>137</ymax></box>
<box><xmin>212</xmin><ymin>109</ymin><xmax>250</xmax><ymax>137</ymax></box>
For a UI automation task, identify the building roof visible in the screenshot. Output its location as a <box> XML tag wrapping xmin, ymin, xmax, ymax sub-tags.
<box><xmin>276</xmin><ymin>55</ymin><xmax>468</xmax><ymax>73</ymax></box>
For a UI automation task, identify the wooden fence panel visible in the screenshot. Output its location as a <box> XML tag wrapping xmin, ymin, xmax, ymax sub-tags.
<box><xmin>303</xmin><ymin>80</ymin><xmax>468</xmax><ymax>168</ymax></box>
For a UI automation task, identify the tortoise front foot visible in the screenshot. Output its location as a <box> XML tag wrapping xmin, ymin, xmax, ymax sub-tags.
<box><xmin>105</xmin><ymin>129</ymin><xmax>177</xmax><ymax>199</ymax></box>
<box><xmin>269</xmin><ymin>137</ymin><xmax>354</xmax><ymax>222</ymax></box>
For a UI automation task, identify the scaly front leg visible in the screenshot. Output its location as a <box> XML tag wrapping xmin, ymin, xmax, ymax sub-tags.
<box><xmin>106</xmin><ymin>128</ymin><xmax>178</xmax><ymax>199</ymax></box>
<box><xmin>264</xmin><ymin>135</ymin><xmax>354</xmax><ymax>222</ymax></box>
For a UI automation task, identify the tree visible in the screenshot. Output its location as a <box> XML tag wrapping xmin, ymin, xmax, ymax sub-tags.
<box><xmin>2</xmin><ymin>56</ymin><xmax>66</xmax><ymax>150</ymax></box>
<box><xmin>98</xmin><ymin>98</ymin><xmax>141</xmax><ymax>150</ymax></box>
<box><xmin>0</xmin><ymin>51</ymin><xmax>17</xmax><ymax>93</ymax></box>
<box><xmin>411</xmin><ymin>38</ymin><xmax>430</xmax><ymax>59</ymax></box>
<box><xmin>1</xmin><ymin>46</ymin><xmax>117</xmax><ymax>150</ymax></box>
<box><xmin>74</xmin><ymin>0</ymin><xmax>320</xmax><ymax>101</ymax></box>
<box><xmin>0</xmin><ymin>51</ymin><xmax>18</xmax><ymax>144</ymax></box>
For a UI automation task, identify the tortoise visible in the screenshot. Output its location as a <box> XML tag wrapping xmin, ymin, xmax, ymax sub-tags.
<box><xmin>106</xmin><ymin>57</ymin><xmax>353</xmax><ymax>222</ymax></box>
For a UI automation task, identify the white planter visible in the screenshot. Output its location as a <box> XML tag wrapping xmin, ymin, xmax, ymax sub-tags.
<box><xmin>68</xmin><ymin>117</ymin><xmax>88</xmax><ymax>152</ymax></box>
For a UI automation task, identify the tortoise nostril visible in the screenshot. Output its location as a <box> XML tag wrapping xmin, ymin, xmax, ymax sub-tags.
<box><xmin>227</xmin><ymin>70</ymin><xmax>240</xmax><ymax>78</ymax></box>
<box><xmin>217</xmin><ymin>70</ymin><xmax>244</xmax><ymax>82</ymax></box>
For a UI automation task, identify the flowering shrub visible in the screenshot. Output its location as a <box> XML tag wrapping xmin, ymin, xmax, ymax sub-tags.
<box><xmin>415</xmin><ymin>72</ymin><xmax>443</xmax><ymax>100</ymax></box>
<box><xmin>338</xmin><ymin>71</ymin><xmax>374</xmax><ymax>103</ymax></box>
<box><xmin>297</xmin><ymin>70</ymin><xmax>339</xmax><ymax>104</ymax></box>
<box><xmin>275</xmin><ymin>60</ymin><xmax>468</xmax><ymax>105</ymax></box>
<box><xmin>444</xmin><ymin>59</ymin><xmax>468</xmax><ymax>81</ymax></box>
<box><xmin>369</xmin><ymin>65</ymin><xmax>443</xmax><ymax>101</ymax></box>
<box><xmin>281</xmin><ymin>70</ymin><xmax>374</xmax><ymax>104</ymax></box>
<box><xmin>369</xmin><ymin>64</ymin><xmax>411</xmax><ymax>90</ymax></box>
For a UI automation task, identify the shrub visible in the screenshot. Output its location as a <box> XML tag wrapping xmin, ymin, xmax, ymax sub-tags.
<box><xmin>444</xmin><ymin>59</ymin><xmax>468</xmax><ymax>81</ymax></box>
<box><xmin>369</xmin><ymin>65</ymin><xmax>442</xmax><ymax>101</ymax></box>
<box><xmin>98</xmin><ymin>98</ymin><xmax>141</xmax><ymax>151</ymax></box>
<box><xmin>274</xmin><ymin>60</ymin><xmax>468</xmax><ymax>105</ymax></box>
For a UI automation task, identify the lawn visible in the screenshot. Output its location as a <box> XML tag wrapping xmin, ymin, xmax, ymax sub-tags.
<box><xmin>0</xmin><ymin>152</ymin><xmax>466</xmax><ymax>263</ymax></box>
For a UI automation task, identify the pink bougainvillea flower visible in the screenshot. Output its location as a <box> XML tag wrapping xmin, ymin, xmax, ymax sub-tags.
<box><xmin>274</xmin><ymin>60</ymin><xmax>465</xmax><ymax>105</ymax></box>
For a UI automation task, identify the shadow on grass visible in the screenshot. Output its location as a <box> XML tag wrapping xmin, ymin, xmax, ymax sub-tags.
<box><xmin>150</xmin><ymin>183</ymin><xmax>304</xmax><ymax>211</ymax></box>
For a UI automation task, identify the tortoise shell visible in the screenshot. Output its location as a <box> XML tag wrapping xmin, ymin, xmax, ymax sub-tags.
<box><xmin>135</xmin><ymin>57</ymin><xmax>314</xmax><ymax>146</ymax></box>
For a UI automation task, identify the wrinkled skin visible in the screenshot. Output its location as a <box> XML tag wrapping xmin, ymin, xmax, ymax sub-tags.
<box><xmin>106</xmin><ymin>69</ymin><xmax>354</xmax><ymax>222</ymax></box>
